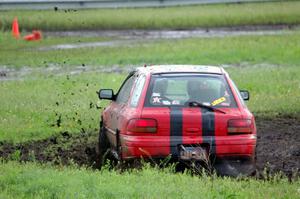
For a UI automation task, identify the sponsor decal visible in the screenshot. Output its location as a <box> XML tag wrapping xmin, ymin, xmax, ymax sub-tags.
<box><xmin>211</xmin><ymin>97</ymin><xmax>226</xmax><ymax>106</ymax></box>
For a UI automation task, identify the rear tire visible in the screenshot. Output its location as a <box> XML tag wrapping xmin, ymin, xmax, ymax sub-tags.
<box><xmin>214</xmin><ymin>157</ymin><xmax>256</xmax><ymax>177</ymax></box>
<box><xmin>96</xmin><ymin>125</ymin><xmax>109</xmax><ymax>169</ymax></box>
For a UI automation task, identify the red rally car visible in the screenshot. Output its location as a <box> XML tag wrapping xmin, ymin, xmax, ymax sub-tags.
<box><xmin>97</xmin><ymin>65</ymin><xmax>256</xmax><ymax>176</ymax></box>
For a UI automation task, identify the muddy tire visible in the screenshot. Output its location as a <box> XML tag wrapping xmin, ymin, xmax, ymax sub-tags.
<box><xmin>96</xmin><ymin>125</ymin><xmax>109</xmax><ymax>169</ymax></box>
<box><xmin>214</xmin><ymin>157</ymin><xmax>256</xmax><ymax>177</ymax></box>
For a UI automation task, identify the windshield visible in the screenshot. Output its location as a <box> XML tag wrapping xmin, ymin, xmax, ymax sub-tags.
<box><xmin>144</xmin><ymin>74</ymin><xmax>237</xmax><ymax>107</ymax></box>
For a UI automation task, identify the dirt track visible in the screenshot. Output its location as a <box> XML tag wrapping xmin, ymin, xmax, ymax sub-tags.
<box><xmin>0</xmin><ymin>117</ymin><xmax>299</xmax><ymax>176</ymax></box>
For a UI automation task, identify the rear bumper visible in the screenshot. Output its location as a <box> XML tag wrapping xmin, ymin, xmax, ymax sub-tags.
<box><xmin>120</xmin><ymin>134</ymin><xmax>256</xmax><ymax>159</ymax></box>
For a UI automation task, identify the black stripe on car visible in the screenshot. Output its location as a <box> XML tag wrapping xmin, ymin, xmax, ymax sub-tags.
<box><xmin>170</xmin><ymin>107</ymin><xmax>183</xmax><ymax>155</ymax></box>
<box><xmin>201</xmin><ymin>109</ymin><xmax>216</xmax><ymax>155</ymax></box>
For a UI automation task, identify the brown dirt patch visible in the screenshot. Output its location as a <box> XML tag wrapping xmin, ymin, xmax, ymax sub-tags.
<box><xmin>0</xmin><ymin>131</ymin><xmax>99</xmax><ymax>167</ymax></box>
<box><xmin>256</xmin><ymin>117</ymin><xmax>300</xmax><ymax>176</ymax></box>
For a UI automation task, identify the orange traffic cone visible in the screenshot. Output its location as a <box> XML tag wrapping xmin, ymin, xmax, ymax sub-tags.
<box><xmin>23</xmin><ymin>30</ymin><xmax>42</xmax><ymax>41</ymax></box>
<box><xmin>12</xmin><ymin>17</ymin><xmax>20</xmax><ymax>39</ymax></box>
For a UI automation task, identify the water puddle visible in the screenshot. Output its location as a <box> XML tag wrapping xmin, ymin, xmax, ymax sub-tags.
<box><xmin>38</xmin><ymin>40</ymin><xmax>139</xmax><ymax>50</ymax></box>
<box><xmin>42</xmin><ymin>26</ymin><xmax>298</xmax><ymax>50</ymax></box>
<box><xmin>46</xmin><ymin>25</ymin><xmax>299</xmax><ymax>38</ymax></box>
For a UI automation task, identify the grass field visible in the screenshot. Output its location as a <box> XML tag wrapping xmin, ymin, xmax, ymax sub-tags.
<box><xmin>1</xmin><ymin>64</ymin><xmax>300</xmax><ymax>143</ymax></box>
<box><xmin>0</xmin><ymin>72</ymin><xmax>124</xmax><ymax>142</ymax></box>
<box><xmin>1</xmin><ymin>2</ymin><xmax>300</xmax><ymax>197</ymax></box>
<box><xmin>0</xmin><ymin>1</ymin><xmax>300</xmax><ymax>31</ymax></box>
<box><xmin>1</xmin><ymin>30</ymin><xmax>300</xmax><ymax>142</ymax></box>
<box><xmin>1</xmin><ymin>31</ymin><xmax>300</xmax><ymax>68</ymax></box>
<box><xmin>0</xmin><ymin>161</ymin><xmax>299</xmax><ymax>199</ymax></box>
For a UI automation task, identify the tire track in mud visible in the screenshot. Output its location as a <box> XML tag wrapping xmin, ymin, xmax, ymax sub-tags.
<box><xmin>0</xmin><ymin>117</ymin><xmax>299</xmax><ymax>176</ymax></box>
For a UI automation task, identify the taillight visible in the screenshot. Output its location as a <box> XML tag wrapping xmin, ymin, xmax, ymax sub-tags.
<box><xmin>227</xmin><ymin>119</ymin><xmax>252</xmax><ymax>134</ymax></box>
<box><xmin>127</xmin><ymin>119</ymin><xmax>157</xmax><ymax>133</ymax></box>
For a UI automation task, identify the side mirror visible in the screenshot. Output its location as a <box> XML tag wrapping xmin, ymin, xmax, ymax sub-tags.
<box><xmin>240</xmin><ymin>90</ymin><xmax>250</xmax><ymax>101</ymax></box>
<box><xmin>98</xmin><ymin>89</ymin><xmax>114</xmax><ymax>100</ymax></box>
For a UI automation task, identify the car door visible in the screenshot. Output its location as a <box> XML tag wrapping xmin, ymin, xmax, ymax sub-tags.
<box><xmin>107</xmin><ymin>74</ymin><xmax>135</xmax><ymax>149</ymax></box>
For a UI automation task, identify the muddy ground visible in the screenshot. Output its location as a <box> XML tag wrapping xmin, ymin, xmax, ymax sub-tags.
<box><xmin>0</xmin><ymin>117</ymin><xmax>299</xmax><ymax>177</ymax></box>
<box><xmin>255</xmin><ymin>117</ymin><xmax>300</xmax><ymax>176</ymax></box>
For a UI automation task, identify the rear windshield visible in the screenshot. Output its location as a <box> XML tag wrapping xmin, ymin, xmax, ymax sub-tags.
<box><xmin>144</xmin><ymin>74</ymin><xmax>237</xmax><ymax>108</ymax></box>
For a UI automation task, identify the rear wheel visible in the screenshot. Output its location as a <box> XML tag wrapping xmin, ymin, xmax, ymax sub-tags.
<box><xmin>96</xmin><ymin>125</ymin><xmax>109</xmax><ymax>169</ymax></box>
<box><xmin>213</xmin><ymin>157</ymin><xmax>256</xmax><ymax>177</ymax></box>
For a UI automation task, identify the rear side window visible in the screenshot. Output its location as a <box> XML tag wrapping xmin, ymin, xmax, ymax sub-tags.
<box><xmin>130</xmin><ymin>75</ymin><xmax>146</xmax><ymax>107</ymax></box>
<box><xmin>231</xmin><ymin>79</ymin><xmax>247</xmax><ymax>107</ymax></box>
<box><xmin>145</xmin><ymin>74</ymin><xmax>237</xmax><ymax>107</ymax></box>
<box><xmin>116</xmin><ymin>76</ymin><xmax>135</xmax><ymax>104</ymax></box>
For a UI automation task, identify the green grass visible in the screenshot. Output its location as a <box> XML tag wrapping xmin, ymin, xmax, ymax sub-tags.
<box><xmin>0</xmin><ymin>161</ymin><xmax>299</xmax><ymax>199</ymax></box>
<box><xmin>228</xmin><ymin>65</ymin><xmax>300</xmax><ymax>118</ymax></box>
<box><xmin>1</xmin><ymin>31</ymin><xmax>300</xmax><ymax>68</ymax></box>
<box><xmin>0</xmin><ymin>1</ymin><xmax>300</xmax><ymax>31</ymax></box>
<box><xmin>0</xmin><ymin>72</ymin><xmax>125</xmax><ymax>142</ymax></box>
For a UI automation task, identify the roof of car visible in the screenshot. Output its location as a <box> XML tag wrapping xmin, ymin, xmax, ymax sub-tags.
<box><xmin>135</xmin><ymin>65</ymin><xmax>224</xmax><ymax>75</ymax></box>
